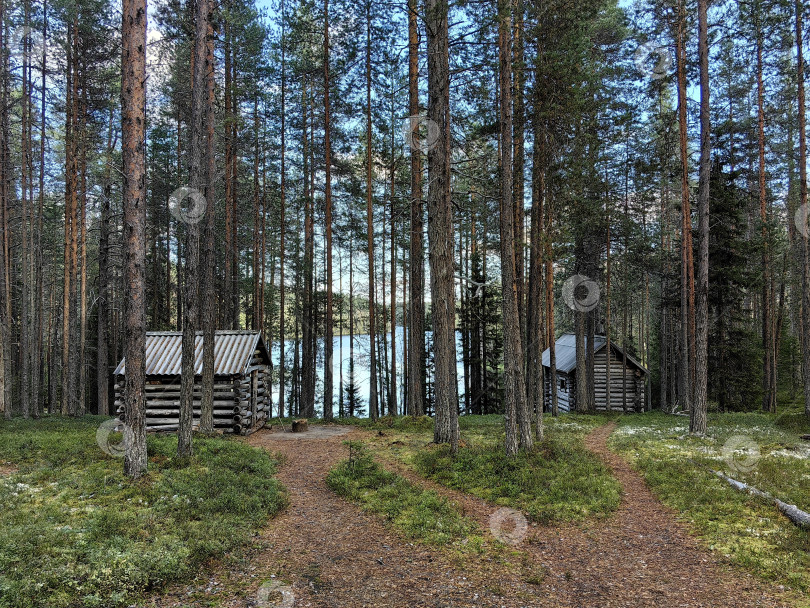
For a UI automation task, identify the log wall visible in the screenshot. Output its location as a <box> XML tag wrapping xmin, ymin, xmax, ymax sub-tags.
<box><xmin>114</xmin><ymin>359</ymin><xmax>269</xmax><ymax>435</ymax></box>
<box><xmin>542</xmin><ymin>348</ymin><xmax>646</xmax><ymax>413</ymax></box>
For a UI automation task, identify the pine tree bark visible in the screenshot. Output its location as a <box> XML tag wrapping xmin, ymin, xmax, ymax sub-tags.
<box><xmin>179</xmin><ymin>0</ymin><xmax>210</xmax><ymax>455</ymax></box>
<box><xmin>796</xmin><ymin>0</ymin><xmax>810</xmax><ymax>418</ymax></box>
<box><xmin>252</xmin><ymin>95</ymin><xmax>262</xmax><ymax>331</ymax></box>
<box><xmin>32</xmin><ymin>1</ymin><xmax>47</xmax><ymax>418</ymax></box>
<box><xmin>675</xmin><ymin>0</ymin><xmax>694</xmax><ymax>415</ymax></box>
<box><xmin>0</xmin><ymin>0</ymin><xmax>7</xmax><ymax>419</ymax></box>
<box><xmin>20</xmin><ymin>0</ymin><xmax>31</xmax><ymax>418</ymax></box>
<box><xmin>512</xmin><ymin>0</ymin><xmax>525</xmax><ymax>348</ymax></box>
<box><xmin>389</xmin><ymin>168</ymin><xmax>397</xmax><ymax>416</ymax></box>
<box><xmin>223</xmin><ymin>17</ymin><xmax>233</xmax><ymax>327</ymax></box>
<box><xmin>426</xmin><ymin>0</ymin><xmax>458</xmax><ymax>451</ymax></box>
<box><xmin>407</xmin><ymin>0</ymin><xmax>425</xmax><ymax>417</ymax></box>
<box><xmin>62</xmin><ymin>16</ymin><xmax>80</xmax><ymax>416</ymax></box>
<box><xmin>121</xmin><ymin>0</ymin><xmax>148</xmax><ymax>478</ymax></box>
<box><xmin>756</xmin><ymin>14</ymin><xmax>775</xmax><ymax>413</ymax></box>
<box><xmin>499</xmin><ymin>0</ymin><xmax>531</xmax><ymax>454</ymax></box>
<box><xmin>278</xmin><ymin>0</ymin><xmax>287</xmax><ymax>418</ymax></box>
<box><xmin>300</xmin><ymin>79</ymin><xmax>315</xmax><ymax>419</ymax></box>
<box><xmin>97</xmin><ymin>112</ymin><xmax>114</xmax><ymax>417</ymax></box>
<box><xmin>365</xmin><ymin>0</ymin><xmax>379</xmax><ymax>420</ymax></box>
<box><xmin>691</xmin><ymin>0</ymin><xmax>710</xmax><ymax>435</ymax></box>
<box><xmin>323</xmin><ymin>0</ymin><xmax>334</xmax><ymax>421</ymax></box>
<box><xmin>200</xmin><ymin>0</ymin><xmax>216</xmax><ymax>433</ymax></box>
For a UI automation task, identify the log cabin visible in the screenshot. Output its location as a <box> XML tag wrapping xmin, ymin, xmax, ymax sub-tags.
<box><xmin>114</xmin><ymin>330</ymin><xmax>271</xmax><ymax>435</ymax></box>
<box><xmin>541</xmin><ymin>333</ymin><xmax>648</xmax><ymax>413</ymax></box>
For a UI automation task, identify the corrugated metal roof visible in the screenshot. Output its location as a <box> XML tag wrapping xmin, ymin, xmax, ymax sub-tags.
<box><xmin>541</xmin><ymin>333</ymin><xmax>647</xmax><ymax>375</ymax></box>
<box><xmin>541</xmin><ymin>333</ymin><xmax>605</xmax><ymax>374</ymax></box>
<box><xmin>114</xmin><ymin>331</ymin><xmax>270</xmax><ymax>377</ymax></box>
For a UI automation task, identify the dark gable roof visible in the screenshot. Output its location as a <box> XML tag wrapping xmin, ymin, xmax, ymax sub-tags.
<box><xmin>114</xmin><ymin>331</ymin><xmax>270</xmax><ymax>376</ymax></box>
<box><xmin>541</xmin><ymin>333</ymin><xmax>648</xmax><ymax>375</ymax></box>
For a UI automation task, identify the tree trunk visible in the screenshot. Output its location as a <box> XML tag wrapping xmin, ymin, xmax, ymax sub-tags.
<box><xmin>121</xmin><ymin>0</ymin><xmax>148</xmax><ymax>478</ymax></box>
<box><xmin>323</xmin><ymin>0</ymin><xmax>334</xmax><ymax>421</ymax></box>
<box><xmin>756</xmin><ymin>14</ymin><xmax>775</xmax><ymax>414</ymax></box>
<box><xmin>224</xmin><ymin>15</ymin><xmax>233</xmax><ymax>327</ymax></box>
<box><xmin>675</xmin><ymin>0</ymin><xmax>694</xmax><ymax>415</ymax></box>
<box><xmin>97</xmin><ymin>111</ymin><xmax>114</xmax><ymax>417</ymax></box>
<box><xmin>200</xmin><ymin>0</ymin><xmax>216</xmax><ymax>433</ymax></box>
<box><xmin>278</xmin><ymin>0</ymin><xmax>287</xmax><ymax>418</ymax></box>
<box><xmin>407</xmin><ymin>0</ymin><xmax>424</xmax><ymax>417</ymax></box>
<box><xmin>498</xmin><ymin>0</ymin><xmax>530</xmax><ymax>454</ymax></box>
<box><xmin>0</xmin><ymin>0</ymin><xmax>7</xmax><ymax>419</ymax></box>
<box><xmin>20</xmin><ymin>0</ymin><xmax>31</xmax><ymax>419</ymax></box>
<box><xmin>796</xmin><ymin>0</ymin><xmax>810</xmax><ymax>418</ymax></box>
<box><xmin>62</xmin><ymin>17</ymin><xmax>78</xmax><ymax>416</ymax></box>
<box><xmin>691</xmin><ymin>0</ymin><xmax>710</xmax><ymax>435</ymax></box>
<box><xmin>512</xmin><ymin>0</ymin><xmax>525</xmax><ymax>350</ymax></box>
<box><xmin>426</xmin><ymin>0</ymin><xmax>458</xmax><ymax>452</ymax></box>
<box><xmin>366</xmin><ymin>0</ymin><xmax>379</xmax><ymax>420</ymax></box>
<box><xmin>179</xmin><ymin>0</ymin><xmax>210</xmax><ymax>455</ymax></box>
<box><xmin>389</xmin><ymin>93</ymin><xmax>397</xmax><ymax>417</ymax></box>
<box><xmin>300</xmin><ymin>79</ymin><xmax>315</xmax><ymax>419</ymax></box>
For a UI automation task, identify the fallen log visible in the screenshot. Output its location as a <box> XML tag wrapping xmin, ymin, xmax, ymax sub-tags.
<box><xmin>714</xmin><ymin>471</ymin><xmax>810</xmax><ymax>529</ymax></box>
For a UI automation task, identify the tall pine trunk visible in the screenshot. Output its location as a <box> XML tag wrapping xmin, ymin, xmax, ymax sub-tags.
<box><xmin>178</xmin><ymin>0</ymin><xmax>211</xmax><ymax>455</ymax></box>
<box><xmin>796</xmin><ymin>0</ymin><xmax>810</xmax><ymax>418</ymax></box>
<box><xmin>121</xmin><ymin>0</ymin><xmax>148</xmax><ymax>478</ymax></box>
<box><xmin>426</xmin><ymin>0</ymin><xmax>459</xmax><ymax>451</ymax></box>
<box><xmin>97</xmin><ymin>112</ymin><xmax>114</xmax><ymax>417</ymax></box>
<box><xmin>365</xmin><ymin>0</ymin><xmax>379</xmax><ymax>420</ymax></box>
<box><xmin>407</xmin><ymin>0</ymin><xmax>424</xmax><ymax>417</ymax></box>
<box><xmin>498</xmin><ymin>0</ymin><xmax>531</xmax><ymax>454</ymax></box>
<box><xmin>756</xmin><ymin>13</ymin><xmax>775</xmax><ymax>413</ymax></box>
<box><xmin>675</xmin><ymin>0</ymin><xmax>694</xmax><ymax>415</ymax></box>
<box><xmin>278</xmin><ymin>0</ymin><xmax>287</xmax><ymax>418</ymax></box>
<box><xmin>200</xmin><ymin>0</ymin><xmax>216</xmax><ymax>433</ymax></box>
<box><xmin>691</xmin><ymin>0</ymin><xmax>710</xmax><ymax>434</ymax></box>
<box><xmin>323</xmin><ymin>0</ymin><xmax>334</xmax><ymax>420</ymax></box>
<box><xmin>0</xmin><ymin>0</ymin><xmax>7</xmax><ymax>419</ymax></box>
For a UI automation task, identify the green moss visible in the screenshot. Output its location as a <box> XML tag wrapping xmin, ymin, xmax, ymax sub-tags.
<box><xmin>326</xmin><ymin>441</ymin><xmax>478</xmax><ymax>546</ymax></box>
<box><xmin>0</xmin><ymin>416</ymin><xmax>287</xmax><ymax>608</ymax></box>
<box><xmin>609</xmin><ymin>410</ymin><xmax>810</xmax><ymax>594</ymax></box>
<box><xmin>407</xmin><ymin>415</ymin><xmax>622</xmax><ymax>524</ymax></box>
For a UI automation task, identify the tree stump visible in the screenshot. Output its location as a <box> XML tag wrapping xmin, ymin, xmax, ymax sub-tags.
<box><xmin>292</xmin><ymin>419</ymin><xmax>308</xmax><ymax>433</ymax></box>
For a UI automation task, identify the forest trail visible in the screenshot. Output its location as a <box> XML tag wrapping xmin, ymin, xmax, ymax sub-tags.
<box><xmin>152</xmin><ymin>424</ymin><xmax>791</xmax><ymax>608</ymax></box>
<box><xmin>379</xmin><ymin>422</ymin><xmax>792</xmax><ymax>608</ymax></box>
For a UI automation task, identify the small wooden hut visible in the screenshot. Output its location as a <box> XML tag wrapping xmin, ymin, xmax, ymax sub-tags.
<box><xmin>541</xmin><ymin>333</ymin><xmax>648</xmax><ymax>413</ymax></box>
<box><xmin>114</xmin><ymin>330</ymin><xmax>271</xmax><ymax>435</ymax></box>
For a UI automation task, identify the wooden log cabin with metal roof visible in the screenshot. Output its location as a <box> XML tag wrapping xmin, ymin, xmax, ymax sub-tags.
<box><xmin>541</xmin><ymin>333</ymin><xmax>648</xmax><ymax>413</ymax></box>
<box><xmin>113</xmin><ymin>331</ymin><xmax>271</xmax><ymax>434</ymax></box>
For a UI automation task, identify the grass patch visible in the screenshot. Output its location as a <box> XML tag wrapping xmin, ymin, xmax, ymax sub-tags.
<box><xmin>610</xmin><ymin>410</ymin><xmax>810</xmax><ymax>594</ymax></box>
<box><xmin>326</xmin><ymin>441</ymin><xmax>478</xmax><ymax>546</ymax></box>
<box><xmin>411</xmin><ymin>416</ymin><xmax>622</xmax><ymax>524</ymax></box>
<box><xmin>0</xmin><ymin>415</ymin><xmax>287</xmax><ymax>608</ymax></box>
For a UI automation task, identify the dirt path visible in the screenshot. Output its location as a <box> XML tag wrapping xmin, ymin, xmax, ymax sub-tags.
<box><xmin>379</xmin><ymin>423</ymin><xmax>791</xmax><ymax>608</ymax></box>
<box><xmin>152</xmin><ymin>423</ymin><xmax>791</xmax><ymax>608</ymax></box>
